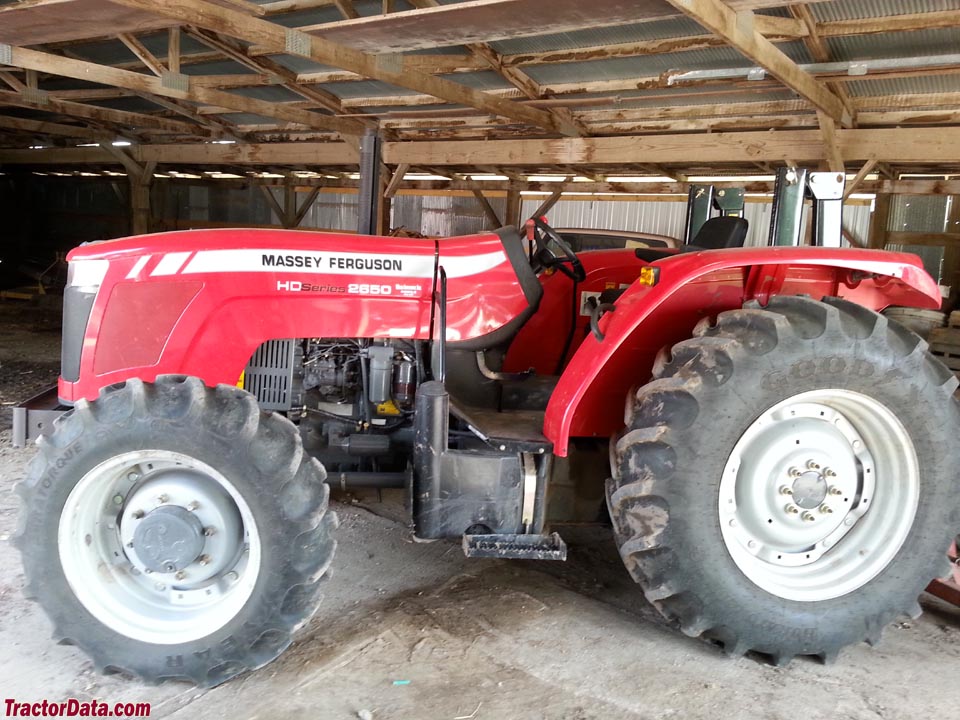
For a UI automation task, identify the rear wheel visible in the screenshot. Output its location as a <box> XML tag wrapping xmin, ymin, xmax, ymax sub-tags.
<box><xmin>15</xmin><ymin>376</ymin><xmax>337</xmax><ymax>686</ymax></box>
<box><xmin>608</xmin><ymin>296</ymin><xmax>959</xmax><ymax>663</ymax></box>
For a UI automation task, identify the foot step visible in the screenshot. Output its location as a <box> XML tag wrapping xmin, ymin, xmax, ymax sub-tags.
<box><xmin>462</xmin><ymin>532</ymin><xmax>567</xmax><ymax>560</ymax></box>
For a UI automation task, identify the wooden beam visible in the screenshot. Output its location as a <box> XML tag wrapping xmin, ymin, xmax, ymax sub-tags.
<box><xmin>843</xmin><ymin>158</ymin><xmax>878</xmax><ymax>200</ymax></box>
<box><xmin>660</xmin><ymin>0</ymin><xmax>849</xmax><ymax>125</ymax></box>
<box><xmin>0</xmin><ymin>71</ymin><xmax>27</xmax><ymax>92</ymax></box>
<box><xmin>3</xmin><ymin>44</ymin><xmax>364</xmax><ymax>135</ymax></box>
<box><xmin>168</xmin><ymin>27</ymin><xmax>181</xmax><ymax>75</ymax></box>
<box><xmin>504</xmin><ymin>184</ymin><xmax>522</xmax><ymax>228</ymax></box>
<box><xmin>531</xmin><ymin>180</ymin><xmax>570</xmax><ymax>219</ymax></box>
<box><xmin>817</xmin><ymin>111</ymin><xmax>844</xmax><ymax>172</ymax></box>
<box><xmin>788</xmin><ymin>4</ymin><xmax>855</xmax><ymax>122</ymax></box>
<box><xmin>108</xmin><ymin>0</ymin><xmax>577</xmax><ymax>135</ymax></box>
<box><xmin>185</xmin><ymin>28</ymin><xmax>349</xmax><ymax>116</ymax></box>
<box><xmin>258</xmin><ymin>185</ymin><xmax>286</xmax><ymax>224</ymax></box>
<box><xmin>0</xmin><ymin>115</ymin><xmax>107</xmax><ymax>140</ymax></box>
<box><xmin>0</xmin><ymin>90</ymin><xmax>199</xmax><ymax>135</ymax></box>
<box><xmin>383</xmin><ymin>162</ymin><xmax>408</xmax><ymax>199</ymax></box>
<box><xmin>294</xmin><ymin>184</ymin><xmax>323</xmax><ymax>226</ymax></box>
<box><xmin>869</xmin><ymin>193</ymin><xmax>891</xmax><ymax>249</ymax></box>
<box><xmin>332</xmin><ymin>0</ymin><xmax>359</xmax><ymax>19</ymax></box>
<box><xmin>117</xmin><ymin>33</ymin><xmax>166</xmax><ymax>76</ymax></box>
<box><xmin>472</xmin><ymin>189</ymin><xmax>503</xmax><ymax>228</ymax></box>
<box><xmin>818</xmin><ymin>10</ymin><xmax>960</xmax><ymax>38</ymax></box>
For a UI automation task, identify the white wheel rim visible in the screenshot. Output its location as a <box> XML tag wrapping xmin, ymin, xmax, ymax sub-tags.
<box><xmin>59</xmin><ymin>450</ymin><xmax>261</xmax><ymax>645</ymax></box>
<box><xmin>719</xmin><ymin>390</ymin><xmax>919</xmax><ymax>602</ymax></box>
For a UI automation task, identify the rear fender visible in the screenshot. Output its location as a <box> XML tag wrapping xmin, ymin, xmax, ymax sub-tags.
<box><xmin>543</xmin><ymin>247</ymin><xmax>941</xmax><ymax>456</ymax></box>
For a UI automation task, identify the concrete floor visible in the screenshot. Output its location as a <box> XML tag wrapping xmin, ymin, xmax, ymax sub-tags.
<box><xmin>1</xmin><ymin>303</ymin><xmax>959</xmax><ymax>720</ymax></box>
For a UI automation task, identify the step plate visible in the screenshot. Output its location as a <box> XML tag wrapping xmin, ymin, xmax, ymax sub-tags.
<box><xmin>462</xmin><ymin>532</ymin><xmax>567</xmax><ymax>561</ymax></box>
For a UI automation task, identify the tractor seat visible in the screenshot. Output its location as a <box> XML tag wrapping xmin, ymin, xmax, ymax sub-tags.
<box><xmin>634</xmin><ymin>216</ymin><xmax>749</xmax><ymax>263</ymax></box>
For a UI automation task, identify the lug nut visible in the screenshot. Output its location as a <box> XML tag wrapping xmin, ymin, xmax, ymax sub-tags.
<box><xmin>198</xmin><ymin>555</ymin><xmax>211</xmax><ymax>566</ymax></box>
<box><xmin>784</xmin><ymin>504</ymin><xmax>800</xmax><ymax>515</ymax></box>
<box><xmin>819</xmin><ymin>504</ymin><xmax>833</xmax><ymax>514</ymax></box>
<box><xmin>779</xmin><ymin>486</ymin><xmax>794</xmax><ymax>495</ymax></box>
<box><xmin>203</xmin><ymin>526</ymin><xmax>216</xmax><ymax>537</ymax></box>
<box><xmin>131</xmin><ymin>509</ymin><xmax>144</xmax><ymax>519</ymax></box>
<box><xmin>806</xmin><ymin>460</ymin><xmax>820</xmax><ymax>470</ymax></box>
<box><xmin>187</xmin><ymin>500</ymin><xmax>200</xmax><ymax>511</ymax></box>
<box><xmin>127</xmin><ymin>471</ymin><xmax>141</xmax><ymax>482</ymax></box>
<box><xmin>225</xmin><ymin>571</ymin><xmax>239</xmax><ymax>583</ymax></box>
<box><xmin>175</xmin><ymin>570</ymin><xmax>186</xmax><ymax>581</ymax></box>
<box><xmin>801</xmin><ymin>511</ymin><xmax>817</xmax><ymax>522</ymax></box>
<box><xmin>157</xmin><ymin>494</ymin><xmax>169</xmax><ymax>504</ymax></box>
<box><xmin>788</xmin><ymin>467</ymin><xmax>801</xmax><ymax>477</ymax></box>
<box><xmin>825</xmin><ymin>468</ymin><xmax>837</xmax><ymax>478</ymax></box>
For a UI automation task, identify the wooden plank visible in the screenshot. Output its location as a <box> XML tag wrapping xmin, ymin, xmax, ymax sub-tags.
<box><xmin>383</xmin><ymin>162</ymin><xmax>408</xmax><ymax>199</ymax></box>
<box><xmin>843</xmin><ymin>158</ymin><xmax>877</xmax><ymax>200</ymax></box>
<box><xmin>0</xmin><ymin>0</ymin><xmax>173</xmax><ymax>46</ymax></box>
<box><xmin>869</xmin><ymin>193</ymin><xmax>890</xmax><ymax>249</ymax></box>
<box><xmin>109</xmin><ymin>0</ymin><xmax>575</xmax><ymax>135</ymax></box>
<box><xmin>472</xmin><ymin>189</ymin><xmax>502</xmax><ymax>228</ymax></box>
<box><xmin>4</xmin><ymin>44</ymin><xmax>365</xmax><ymax>135</ymax></box>
<box><xmin>662</xmin><ymin>0</ymin><xmax>849</xmax><ymax>125</ymax></box>
<box><xmin>288</xmin><ymin>0</ymin><xmax>680</xmax><ymax>54</ymax></box>
<box><xmin>0</xmin><ymin>89</ymin><xmax>200</xmax><ymax>134</ymax></box>
<box><xmin>0</xmin><ymin>114</ymin><xmax>106</xmax><ymax>139</ymax></box>
<box><xmin>117</xmin><ymin>33</ymin><xmax>166</xmax><ymax>76</ymax></box>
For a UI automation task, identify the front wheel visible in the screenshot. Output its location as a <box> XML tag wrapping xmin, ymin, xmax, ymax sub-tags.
<box><xmin>609</xmin><ymin>296</ymin><xmax>959</xmax><ymax>664</ymax></box>
<box><xmin>14</xmin><ymin>376</ymin><xmax>337</xmax><ymax>686</ymax></box>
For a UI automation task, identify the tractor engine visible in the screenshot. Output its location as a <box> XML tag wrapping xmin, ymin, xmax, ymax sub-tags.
<box><xmin>243</xmin><ymin>338</ymin><xmax>420</xmax><ymax>472</ymax></box>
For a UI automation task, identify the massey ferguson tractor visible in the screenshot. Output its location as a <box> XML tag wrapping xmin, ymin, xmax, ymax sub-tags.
<box><xmin>11</xmin><ymin>171</ymin><xmax>960</xmax><ymax>686</ymax></box>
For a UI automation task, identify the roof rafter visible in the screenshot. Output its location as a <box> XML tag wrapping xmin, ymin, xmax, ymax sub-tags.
<box><xmin>1</xmin><ymin>43</ymin><xmax>366</xmax><ymax>135</ymax></box>
<box><xmin>662</xmin><ymin>0</ymin><xmax>851</xmax><ymax>126</ymax></box>
<box><xmin>107</xmin><ymin>0</ymin><xmax>579</xmax><ymax>136</ymax></box>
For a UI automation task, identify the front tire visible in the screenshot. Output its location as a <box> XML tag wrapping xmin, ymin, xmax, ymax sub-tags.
<box><xmin>14</xmin><ymin>376</ymin><xmax>337</xmax><ymax>686</ymax></box>
<box><xmin>608</xmin><ymin>296</ymin><xmax>959</xmax><ymax>664</ymax></box>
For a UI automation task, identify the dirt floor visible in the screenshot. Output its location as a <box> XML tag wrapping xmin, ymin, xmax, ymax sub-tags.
<box><xmin>1</xmin><ymin>302</ymin><xmax>959</xmax><ymax>720</ymax></box>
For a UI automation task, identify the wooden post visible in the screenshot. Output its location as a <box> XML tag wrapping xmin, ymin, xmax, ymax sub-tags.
<box><xmin>130</xmin><ymin>171</ymin><xmax>153</xmax><ymax>235</ymax></box>
<box><xmin>868</xmin><ymin>193</ymin><xmax>892</xmax><ymax>249</ymax></box>
<box><xmin>505</xmin><ymin>184</ymin><xmax>522</xmax><ymax>228</ymax></box>
<box><xmin>283</xmin><ymin>178</ymin><xmax>296</xmax><ymax>228</ymax></box>
<box><xmin>472</xmin><ymin>189</ymin><xmax>502</xmax><ymax>229</ymax></box>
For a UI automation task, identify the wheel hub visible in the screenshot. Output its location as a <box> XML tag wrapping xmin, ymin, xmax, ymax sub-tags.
<box><xmin>791</xmin><ymin>469</ymin><xmax>828</xmax><ymax>510</ymax></box>
<box><xmin>58</xmin><ymin>451</ymin><xmax>260</xmax><ymax>645</ymax></box>
<box><xmin>719</xmin><ymin>390</ymin><xmax>919</xmax><ymax>602</ymax></box>
<box><xmin>132</xmin><ymin>505</ymin><xmax>205</xmax><ymax>573</ymax></box>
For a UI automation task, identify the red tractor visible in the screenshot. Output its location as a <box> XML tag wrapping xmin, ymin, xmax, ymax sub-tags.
<box><xmin>12</xmin><ymin>201</ymin><xmax>959</xmax><ymax>685</ymax></box>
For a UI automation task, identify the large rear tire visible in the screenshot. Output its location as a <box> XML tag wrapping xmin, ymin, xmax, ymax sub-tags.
<box><xmin>14</xmin><ymin>376</ymin><xmax>337</xmax><ymax>686</ymax></box>
<box><xmin>608</xmin><ymin>296</ymin><xmax>959</xmax><ymax>664</ymax></box>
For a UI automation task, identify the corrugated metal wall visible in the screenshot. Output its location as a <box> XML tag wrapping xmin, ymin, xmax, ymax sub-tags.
<box><xmin>885</xmin><ymin>195</ymin><xmax>952</xmax><ymax>281</ymax></box>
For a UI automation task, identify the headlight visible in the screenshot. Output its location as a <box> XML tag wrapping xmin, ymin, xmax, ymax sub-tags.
<box><xmin>66</xmin><ymin>259</ymin><xmax>109</xmax><ymax>289</ymax></box>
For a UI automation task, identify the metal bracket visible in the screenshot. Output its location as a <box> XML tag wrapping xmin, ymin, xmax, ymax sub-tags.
<box><xmin>684</xmin><ymin>184</ymin><xmax>715</xmax><ymax>244</ymax></box>
<box><xmin>285</xmin><ymin>28</ymin><xmax>311</xmax><ymax>56</ymax></box>
<box><xmin>160</xmin><ymin>71</ymin><xmax>189</xmax><ymax>93</ymax></box>
<box><xmin>715</xmin><ymin>187</ymin><xmax>745</xmax><ymax>216</ymax></box>
<box><xmin>0</xmin><ymin>43</ymin><xmax>12</xmax><ymax>65</ymax></box>
<box><xmin>22</xmin><ymin>88</ymin><xmax>49</xmax><ymax>105</ymax></box>
<box><xmin>848</xmin><ymin>62</ymin><xmax>868</xmax><ymax>76</ymax></box>
<box><xmin>808</xmin><ymin>172</ymin><xmax>845</xmax><ymax>248</ymax></box>
<box><xmin>747</xmin><ymin>67</ymin><xmax>766</xmax><ymax>81</ymax></box>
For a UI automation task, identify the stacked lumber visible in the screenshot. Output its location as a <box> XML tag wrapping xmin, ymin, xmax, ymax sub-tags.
<box><xmin>928</xmin><ymin>313</ymin><xmax>960</xmax><ymax>377</ymax></box>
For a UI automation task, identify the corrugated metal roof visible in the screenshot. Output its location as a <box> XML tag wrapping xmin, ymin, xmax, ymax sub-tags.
<box><xmin>811</xmin><ymin>0</ymin><xmax>960</xmax><ymax>22</ymax></box>
<box><xmin>848</xmin><ymin>74</ymin><xmax>960</xmax><ymax>97</ymax></box>
<box><xmin>489</xmin><ymin>16</ymin><xmax>707</xmax><ymax>55</ymax></box>
<box><xmin>827</xmin><ymin>28</ymin><xmax>960</xmax><ymax>61</ymax></box>
<box><xmin>522</xmin><ymin>42</ymin><xmax>812</xmax><ymax>85</ymax></box>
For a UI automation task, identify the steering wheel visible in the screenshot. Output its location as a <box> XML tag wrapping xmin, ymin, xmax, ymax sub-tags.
<box><xmin>531</xmin><ymin>217</ymin><xmax>586</xmax><ymax>282</ymax></box>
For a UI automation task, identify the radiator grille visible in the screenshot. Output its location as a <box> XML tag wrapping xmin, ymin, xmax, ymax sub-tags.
<box><xmin>243</xmin><ymin>339</ymin><xmax>296</xmax><ymax>411</ymax></box>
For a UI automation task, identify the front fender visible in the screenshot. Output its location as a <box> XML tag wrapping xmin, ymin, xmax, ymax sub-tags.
<box><xmin>543</xmin><ymin>247</ymin><xmax>941</xmax><ymax>456</ymax></box>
